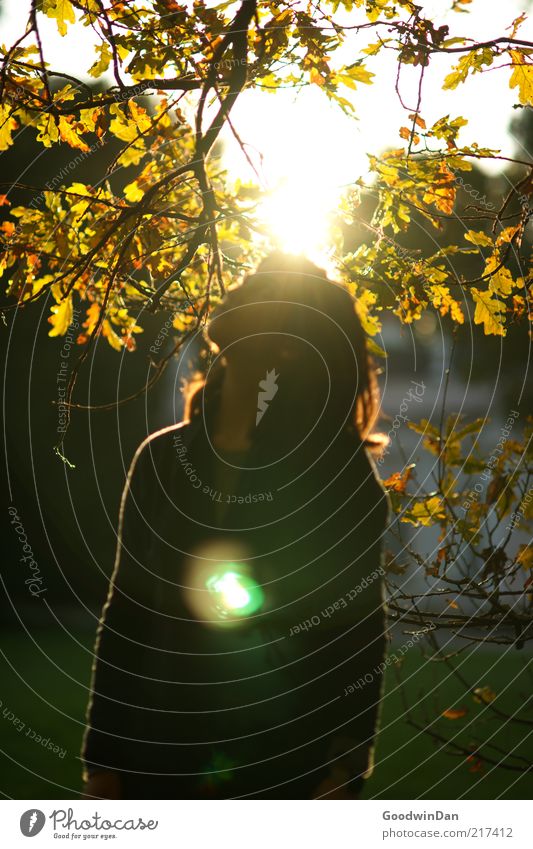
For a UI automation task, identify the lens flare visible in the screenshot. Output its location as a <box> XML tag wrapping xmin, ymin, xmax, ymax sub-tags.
<box><xmin>206</xmin><ymin>566</ymin><xmax>264</xmax><ymax>618</ymax></box>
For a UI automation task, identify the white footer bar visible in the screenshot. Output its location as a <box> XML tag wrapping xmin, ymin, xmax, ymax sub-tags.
<box><xmin>2</xmin><ymin>800</ymin><xmax>530</xmax><ymax>848</ymax></box>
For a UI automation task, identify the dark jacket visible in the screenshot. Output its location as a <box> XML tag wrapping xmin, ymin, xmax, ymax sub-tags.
<box><xmin>83</xmin><ymin>419</ymin><xmax>389</xmax><ymax>798</ymax></box>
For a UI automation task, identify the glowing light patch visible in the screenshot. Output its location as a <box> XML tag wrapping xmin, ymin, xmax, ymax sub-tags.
<box><xmin>206</xmin><ymin>566</ymin><xmax>264</xmax><ymax>618</ymax></box>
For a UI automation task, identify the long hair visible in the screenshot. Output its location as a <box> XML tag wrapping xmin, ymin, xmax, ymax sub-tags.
<box><xmin>185</xmin><ymin>253</ymin><xmax>385</xmax><ymax>454</ymax></box>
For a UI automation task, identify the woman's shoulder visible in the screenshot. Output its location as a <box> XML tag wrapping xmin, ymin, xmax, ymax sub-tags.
<box><xmin>332</xmin><ymin>431</ymin><xmax>390</xmax><ymax>522</ymax></box>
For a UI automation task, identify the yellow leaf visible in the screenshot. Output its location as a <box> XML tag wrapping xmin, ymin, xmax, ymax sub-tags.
<box><xmin>365</xmin><ymin>0</ymin><xmax>388</xmax><ymax>22</ymax></box>
<box><xmin>117</xmin><ymin>142</ymin><xmax>147</xmax><ymax>168</ymax></box>
<box><xmin>484</xmin><ymin>254</ymin><xmax>516</xmax><ymax>297</ymax></box>
<box><xmin>429</xmin><ymin>285</ymin><xmax>464</xmax><ymax>324</ymax></box>
<box><xmin>471</xmin><ymin>287</ymin><xmax>506</xmax><ymax>336</ymax></box>
<box><xmin>35</xmin><ymin>112</ymin><xmax>60</xmax><ymax>147</ymax></box>
<box><xmin>488</xmin><ymin>266</ymin><xmax>515</xmax><ymax>297</ymax></box>
<box><xmin>172</xmin><ymin>312</ymin><xmax>198</xmax><ymax>332</ymax></box>
<box><xmin>0</xmin><ymin>104</ymin><xmax>17</xmax><ymax>151</ymax></box>
<box><xmin>48</xmin><ymin>294</ymin><xmax>73</xmax><ymax>336</ymax></box>
<box><xmin>402</xmin><ymin>496</ymin><xmax>446</xmax><ymax>527</ymax></box>
<box><xmin>41</xmin><ymin>0</ymin><xmax>76</xmax><ymax>37</ymax></box>
<box><xmin>79</xmin><ymin>108</ymin><xmax>98</xmax><ymax>133</ymax></box>
<box><xmin>338</xmin><ymin>64</ymin><xmax>374</xmax><ymax>86</ymax></box>
<box><xmin>128</xmin><ymin>101</ymin><xmax>152</xmax><ymax>133</ymax></box>
<box><xmin>473</xmin><ymin>686</ymin><xmax>496</xmax><ymax>704</ymax></box>
<box><xmin>443</xmin><ymin>49</ymin><xmax>493</xmax><ymax>90</ymax></box>
<box><xmin>464</xmin><ymin>230</ymin><xmax>493</xmax><ymax>247</ymax></box>
<box><xmin>58</xmin><ymin>116</ymin><xmax>89</xmax><ymax>151</ymax></box>
<box><xmin>362</xmin><ymin>41</ymin><xmax>389</xmax><ymax>56</ymax></box>
<box><xmin>509</xmin><ymin>50</ymin><xmax>533</xmax><ymax>106</ymax></box>
<box><xmin>109</xmin><ymin>102</ymin><xmax>151</xmax><ymax>143</ymax></box>
<box><xmin>517</xmin><ymin>545</ymin><xmax>533</xmax><ymax>570</ymax></box>
<box><xmin>496</xmin><ymin>224</ymin><xmax>521</xmax><ymax>245</ymax></box>
<box><xmin>109</xmin><ymin>111</ymin><xmax>138</xmax><ymax>144</ymax></box>
<box><xmin>88</xmin><ymin>43</ymin><xmax>112</xmax><ymax>78</ymax></box>
<box><xmin>443</xmin><ymin>53</ymin><xmax>478</xmax><ymax>90</ymax></box>
<box><xmin>366</xmin><ymin>337</ymin><xmax>387</xmax><ymax>358</ymax></box>
<box><xmin>356</xmin><ymin>289</ymin><xmax>382</xmax><ymax>336</ymax></box>
<box><xmin>124</xmin><ymin>181</ymin><xmax>144</xmax><ymax>203</ymax></box>
<box><xmin>510</xmin><ymin>12</ymin><xmax>527</xmax><ymax>38</ymax></box>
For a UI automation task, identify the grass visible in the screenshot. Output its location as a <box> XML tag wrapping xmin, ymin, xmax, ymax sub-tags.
<box><xmin>0</xmin><ymin>627</ymin><xmax>531</xmax><ymax>799</ymax></box>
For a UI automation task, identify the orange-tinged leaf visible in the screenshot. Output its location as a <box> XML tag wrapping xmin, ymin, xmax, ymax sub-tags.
<box><xmin>467</xmin><ymin>755</ymin><xmax>484</xmax><ymax>773</ymax></box>
<box><xmin>384</xmin><ymin>465</ymin><xmax>415</xmax><ymax>494</ymax></box>
<box><xmin>1</xmin><ymin>221</ymin><xmax>15</xmax><ymax>237</ymax></box>
<box><xmin>83</xmin><ymin>302</ymin><xmax>101</xmax><ymax>335</ymax></box>
<box><xmin>109</xmin><ymin>102</ymin><xmax>151</xmax><ymax>143</ymax></box>
<box><xmin>429</xmin><ymin>285</ymin><xmax>464</xmax><ymax>324</ymax></box>
<box><xmin>102</xmin><ymin>319</ymin><xmax>123</xmax><ymax>350</ymax></box>
<box><xmin>442</xmin><ymin>708</ymin><xmax>467</xmax><ymax>720</ymax></box>
<box><xmin>58</xmin><ymin>117</ymin><xmax>90</xmax><ymax>152</ymax></box>
<box><xmin>430</xmin><ymin>186</ymin><xmax>455</xmax><ymax>214</ymax></box>
<box><xmin>496</xmin><ymin>224</ymin><xmax>521</xmax><ymax>245</ymax></box>
<box><xmin>408</xmin><ymin>112</ymin><xmax>426</xmax><ymax>129</ymax></box>
<box><xmin>309</xmin><ymin>68</ymin><xmax>326</xmax><ymax>87</ymax></box>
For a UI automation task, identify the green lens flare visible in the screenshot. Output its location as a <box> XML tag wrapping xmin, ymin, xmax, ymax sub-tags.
<box><xmin>206</xmin><ymin>566</ymin><xmax>264</xmax><ymax>618</ymax></box>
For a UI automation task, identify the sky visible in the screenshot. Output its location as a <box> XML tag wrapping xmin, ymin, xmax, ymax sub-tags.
<box><xmin>1</xmin><ymin>0</ymin><xmax>531</xmax><ymax>257</ymax></box>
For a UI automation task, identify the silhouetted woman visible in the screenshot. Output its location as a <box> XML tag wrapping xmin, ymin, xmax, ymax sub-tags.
<box><xmin>83</xmin><ymin>253</ymin><xmax>390</xmax><ymax>799</ymax></box>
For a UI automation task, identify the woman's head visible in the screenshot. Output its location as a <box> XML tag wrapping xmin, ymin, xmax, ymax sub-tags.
<box><xmin>187</xmin><ymin>252</ymin><xmax>383</xmax><ymax>450</ymax></box>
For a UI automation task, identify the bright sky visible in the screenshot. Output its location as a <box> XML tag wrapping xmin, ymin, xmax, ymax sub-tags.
<box><xmin>1</xmin><ymin>0</ymin><xmax>531</xmax><ymax>259</ymax></box>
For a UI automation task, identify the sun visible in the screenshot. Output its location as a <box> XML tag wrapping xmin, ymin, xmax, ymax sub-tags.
<box><xmin>259</xmin><ymin>176</ymin><xmax>337</xmax><ymax>257</ymax></box>
<box><xmin>221</xmin><ymin>87</ymin><xmax>368</xmax><ymax>262</ymax></box>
